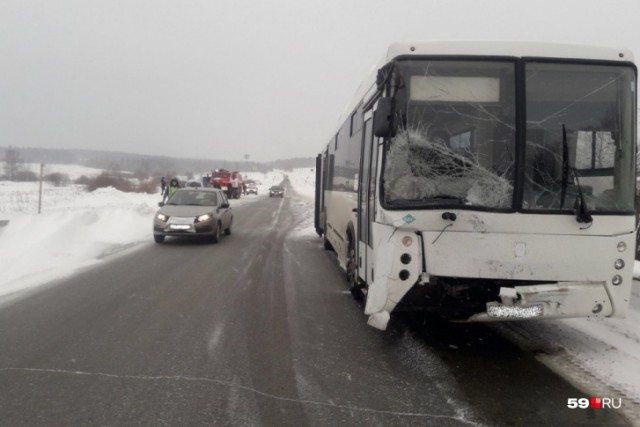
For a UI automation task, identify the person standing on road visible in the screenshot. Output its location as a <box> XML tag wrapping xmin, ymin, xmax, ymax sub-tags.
<box><xmin>160</xmin><ymin>177</ymin><xmax>167</xmax><ymax>202</ymax></box>
<box><xmin>163</xmin><ymin>178</ymin><xmax>180</xmax><ymax>202</ymax></box>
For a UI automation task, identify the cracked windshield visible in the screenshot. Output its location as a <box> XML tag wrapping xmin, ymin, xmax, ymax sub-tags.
<box><xmin>383</xmin><ymin>59</ymin><xmax>636</xmax><ymax>216</ymax></box>
<box><xmin>523</xmin><ymin>62</ymin><xmax>636</xmax><ymax>213</ymax></box>
<box><xmin>383</xmin><ymin>60</ymin><xmax>517</xmax><ymax>209</ymax></box>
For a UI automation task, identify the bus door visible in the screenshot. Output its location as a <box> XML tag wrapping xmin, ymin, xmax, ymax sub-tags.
<box><xmin>357</xmin><ymin>111</ymin><xmax>375</xmax><ymax>283</ymax></box>
<box><xmin>314</xmin><ymin>153</ymin><xmax>323</xmax><ymax>236</ymax></box>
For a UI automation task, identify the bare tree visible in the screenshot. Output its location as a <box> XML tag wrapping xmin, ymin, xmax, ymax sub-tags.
<box><xmin>3</xmin><ymin>147</ymin><xmax>23</xmax><ymax>181</ymax></box>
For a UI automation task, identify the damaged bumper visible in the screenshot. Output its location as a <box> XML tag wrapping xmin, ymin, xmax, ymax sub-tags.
<box><xmin>468</xmin><ymin>281</ymin><xmax>611</xmax><ymax>321</ymax></box>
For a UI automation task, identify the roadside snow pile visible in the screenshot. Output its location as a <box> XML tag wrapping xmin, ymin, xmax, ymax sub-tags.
<box><xmin>287</xmin><ymin>168</ymin><xmax>315</xmax><ymax>199</ymax></box>
<box><xmin>0</xmin><ymin>186</ymin><xmax>159</xmax><ymax>297</ymax></box>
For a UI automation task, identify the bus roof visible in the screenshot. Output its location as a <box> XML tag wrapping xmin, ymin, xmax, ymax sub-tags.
<box><xmin>336</xmin><ymin>41</ymin><xmax>635</xmax><ymax>129</ymax></box>
<box><xmin>384</xmin><ymin>41</ymin><xmax>633</xmax><ymax>63</ymax></box>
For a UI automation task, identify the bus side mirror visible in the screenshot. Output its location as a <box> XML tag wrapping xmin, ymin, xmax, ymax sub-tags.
<box><xmin>373</xmin><ymin>98</ymin><xmax>397</xmax><ymax>138</ymax></box>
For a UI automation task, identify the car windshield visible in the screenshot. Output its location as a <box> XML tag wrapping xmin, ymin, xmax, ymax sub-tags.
<box><xmin>168</xmin><ymin>190</ymin><xmax>217</xmax><ymax>206</ymax></box>
<box><xmin>270</xmin><ymin>186</ymin><xmax>284</xmax><ymax>191</ymax></box>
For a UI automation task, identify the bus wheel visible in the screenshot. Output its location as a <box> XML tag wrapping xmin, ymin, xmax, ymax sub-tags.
<box><xmin>323</xmin><ymin>233</ymin><xmax>333</xmax><ymax>251</ymax></box>
<box><xmin>347</xmin><ymin>240</ymin><xmax>365</xmax><ymax>301</ymax></box>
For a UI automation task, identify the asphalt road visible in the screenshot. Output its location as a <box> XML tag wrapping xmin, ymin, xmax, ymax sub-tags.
<box><xmin>0</xmin><ymin>186</ymin><xmax>631</xmax><ymax>426</ymax></box>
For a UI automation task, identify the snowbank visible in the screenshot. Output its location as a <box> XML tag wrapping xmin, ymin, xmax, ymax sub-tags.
<box><xmin>287</xmin><ymin>167</ymin><xmax>315</xmax><ymax>199</ymax></box>
<box><xmin>0</xmin><ymin>186</ymin><xmax>159</xmax><ymax>297</ymax></box>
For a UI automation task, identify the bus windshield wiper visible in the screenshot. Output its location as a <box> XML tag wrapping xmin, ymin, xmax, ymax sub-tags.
<box><xmin>560</xmin><ymin>124</ymin><xmax>592</xmax><ymax>226</ymax></box>
<box><xmin>573</xmin><ymin>171</ymin><xmax>593</xmax><ymax>225</ymax></box>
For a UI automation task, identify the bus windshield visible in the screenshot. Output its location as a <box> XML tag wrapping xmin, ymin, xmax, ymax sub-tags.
<box><xmin>381</xmin><ymin>59</ymin><xmax>636</xmax><ymax>214</ymax></box>
<box><xmin>383</xmin><ymin>60</ymin><xmax>517</xmax><ymax>209</ymax></box>
<box><xmin>523</xmin><ymin>62</ymin><xmax>636</xmax><ymax>213</ymax></box>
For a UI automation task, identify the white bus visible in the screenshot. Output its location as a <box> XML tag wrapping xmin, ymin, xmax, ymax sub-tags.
<box><xmin>315</xmin><ymin>42</ymin><xmax>637</xmax><ymax>330</ymax></box>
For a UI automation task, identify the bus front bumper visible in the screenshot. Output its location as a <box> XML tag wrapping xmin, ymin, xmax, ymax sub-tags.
<box><xmin>467</xmin><ymin>281</ymin><xmax>611</xmax><ymax>321</ymax></box>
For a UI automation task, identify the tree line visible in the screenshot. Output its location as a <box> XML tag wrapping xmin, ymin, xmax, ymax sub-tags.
<box><xmin>1</xmin><ymin>146</ymin><xmax>315</xmax><ymax>183</ymax></box>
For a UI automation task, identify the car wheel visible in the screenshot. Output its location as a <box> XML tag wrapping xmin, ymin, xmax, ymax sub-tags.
<box><xmin>154</xmin><ymin>235</ymin><xmax>165</xmax><ymax>243</ymax></box>
<box><xmin>211</xmin><ymin>223</ymin><xmax>221</xmax><ymax>244</ymax></box>
<box><xmin>224</xmin><ymin>218</ymin><xmax>232</xmax><ymax>235</ymax></box>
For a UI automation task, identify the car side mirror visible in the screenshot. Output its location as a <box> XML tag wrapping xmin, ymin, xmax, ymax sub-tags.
<box><xmin>158</xmin><ymin>202</ymin><xmax>165</xmax><ymax>207</ymax></box>
<box><xmin>220</xmin><ymin>202</ymin><xmax>230</xmax><ymax>209</ymax></box>
<box><xmin>373</xmin><ymin>97</ymin><xmax>397</xmax><ymax>138</ymax></box>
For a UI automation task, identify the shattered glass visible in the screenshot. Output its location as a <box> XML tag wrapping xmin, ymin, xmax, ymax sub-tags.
<box><xmin>384</xmin><ymin>129</ymin><xmax>513</xmax><ymax>208</ymax></box>
<box><xmin>382</xmin><ymin>60</ymin><xmax>516</xmax><ymax>210</ymax></box>
<box><xmin>379</xmin><ymin>59</ymin><xmax>636</xmax><ymax>214</ymax></box>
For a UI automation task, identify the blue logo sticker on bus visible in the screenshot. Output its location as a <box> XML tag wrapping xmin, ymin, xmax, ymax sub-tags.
<box><xmin>403</xmin><ymin>214</ymin><xmax>415</xmax><ymax>224</ymax></box>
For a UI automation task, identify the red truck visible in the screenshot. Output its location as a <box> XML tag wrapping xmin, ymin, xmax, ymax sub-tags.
<box><xmin>209</xmin><ymin>169</ymin><xmax>244</xmax><ymax>199</ymax></box>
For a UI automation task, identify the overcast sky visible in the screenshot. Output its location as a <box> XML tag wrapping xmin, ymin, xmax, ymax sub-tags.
<box><xmin>1</xmin><ymin>0</ymin><xmax>639</xmax><ymax>162</ymax></box>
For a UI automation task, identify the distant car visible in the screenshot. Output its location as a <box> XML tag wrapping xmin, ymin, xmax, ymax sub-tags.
<box><xmin>246</xmin><ymin>183</ymin><xmax>258</xmax><ymax>195</ymax></box>
<box><xmin>269</xmin><ymin>185</ymin><xmax>284</xmax><ymax>198</ymax></box>
<box><xmin>186</xmin><ymin>180</ymin><xmax>203</xmax><ymax>188</ymax></box>
<box><xmin>153</xmin><ymin>188</ymin><xmax>233</xmax><ymax>244</ymax></box>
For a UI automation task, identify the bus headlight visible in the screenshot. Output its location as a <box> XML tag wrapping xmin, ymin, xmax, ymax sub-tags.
<box><xmin>617</xmin><ymin>242</ymin><xmax>627</xmax><ymax>252</ymax></box>
<box><xmin>402</xmin><ymin>236</ymin><xmax>413</xmax><ymax>247</ymax></box>
<box><xmin>612</xmin><ymin>275</ymin><xmax>623</xmax><ymax>286</ymax></box>
<box><xmin>614</xmin><ymin>259</ymin><xmax>625</xmax><ymax>270</ymax></box>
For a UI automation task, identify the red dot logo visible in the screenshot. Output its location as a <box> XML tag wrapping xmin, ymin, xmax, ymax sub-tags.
<box><xmin>590</xmin><ymin>398</ymin><xmax>602</xmax><ymax>409</ymax></box>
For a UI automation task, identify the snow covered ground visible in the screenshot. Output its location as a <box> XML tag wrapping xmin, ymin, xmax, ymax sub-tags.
<box><xmin>1</xmin><ymin>164</ymin><xmax>639</xmax><ymax>418</ymax></box>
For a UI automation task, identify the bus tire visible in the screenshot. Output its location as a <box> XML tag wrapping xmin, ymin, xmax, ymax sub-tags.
<box><xmin>323</xmin><ymin>233</ymin><xmax>333</xmax><ymax>251</ymax></box>
<box><xmin>346</xmin><ymin>234</ymin><xmax>365</xmax><ymax>301</ymax></box>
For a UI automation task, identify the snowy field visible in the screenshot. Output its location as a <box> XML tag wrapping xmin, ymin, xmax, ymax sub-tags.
<box><xmin>1</xmin><ymin>164</ymin><xmax>639</xmax><ymax>416</ymax></box>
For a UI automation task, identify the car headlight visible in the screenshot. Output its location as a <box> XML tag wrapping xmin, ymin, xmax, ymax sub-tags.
<box><xmin>156</xmin><ymin>213</ymin><xmax>168</xmax><ymax>222</ymax></box>
<box><xmin>195</xmin><ymin>214</ymin><xmax>211</xmax><ymax>223</ymax></box>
